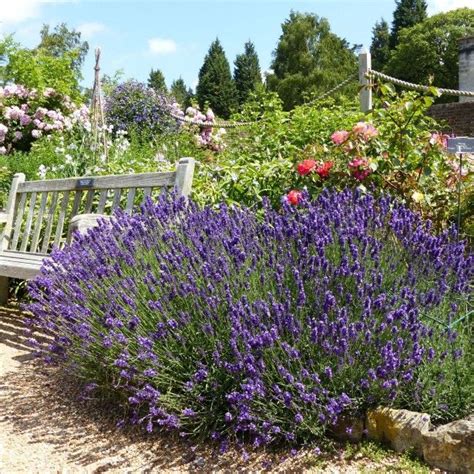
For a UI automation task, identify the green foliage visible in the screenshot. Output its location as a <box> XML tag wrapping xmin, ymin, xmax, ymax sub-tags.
<box><xmin>233</xmin><ymin>41</ymin><xmax>262</xmax><ymax>106</ymax></box>
<box><xmin>266</xmin><ymin>12</ymin><xmax>358</xmax><ymax>110</ymax></box>
<box><xmin>191</xmin><ymin>90</ymin><xmax>363</xmax><ymax>207</ymax></box>
<box><xmin>170</xmin><ymin>77</ymin><xmax>192</xmax><ymax>108</ymax></box>
<box><xmin>386</xmin><ymin>8</ymin><xmax>474</xmax><ymax>97</ymax></box>
<box><xmin>0</xmin><ymin>36</ymin><xmax>82</xmax><ymax>101</ymax></box>
<box><xmin>370</xmin><ymin>19</ymin><xmax>391</xmax><ymax>71</ymax></box>
<box><xmin>37</xmin><ymin>23</ymin><xmax>89</xmax><ymax>77</ymax></box>
<box><xmin>148</xmin><ymin>68</ymin><xmax>167</xmax><ymax>94</ymax></box>
<box><xmin>196</xmin><ymin>38</ymin><xmax>238</xmax><ymax>118</ymax></box>
<box><xmin>390</xmin><ymin>0</ymin><xmax>428</xmax><ymax>49</ymax></box>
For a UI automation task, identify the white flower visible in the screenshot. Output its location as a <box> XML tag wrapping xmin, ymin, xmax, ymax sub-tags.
<box><xmin>38</xmin><ymin>164</ymin><xmax>47</xmax><ymax>179</ymax></box>
<box><xmin>65</xmin><ymin>154</ymin><xmax>73</xmax><ymax>164</ymax></box>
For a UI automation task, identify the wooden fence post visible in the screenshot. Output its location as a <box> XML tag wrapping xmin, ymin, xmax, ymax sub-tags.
<box><xmin>359</xmin><ymin>48</ymin><xmax>372</xmax><ymax>112</ymax></box>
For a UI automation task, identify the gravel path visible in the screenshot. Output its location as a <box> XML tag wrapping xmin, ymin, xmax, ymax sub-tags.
<box><xmin>0</xmin><ymin>305</ymin><xmax>438</xmax><ymax>473</ymax></box>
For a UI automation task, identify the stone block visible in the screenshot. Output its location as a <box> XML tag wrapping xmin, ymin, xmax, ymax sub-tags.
<box><xmin>422</xmin><ymin>415</ymin><xmax>474</xmax><ymax>474</ymax></box>
<box><xmin>366</xmin><ymin>407</ymin><xmax>432</xmax><ymax>455</ymax></box>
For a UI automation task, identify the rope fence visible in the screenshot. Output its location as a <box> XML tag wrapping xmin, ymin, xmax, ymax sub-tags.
<box><xmin>169</xmin><ymin>73</ymin><xmax>357</xmax><ymax>129</ymax></box>
<box><xmin>366</xmin><ymin>69</ymin><xmax>474</xmax><ymax>98</ymax></box>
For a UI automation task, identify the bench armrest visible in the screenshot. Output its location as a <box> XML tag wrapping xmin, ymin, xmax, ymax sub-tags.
<box><xmin>68</xmin><ymin>213</ymin><xmax>110</xmax><ymax>240</ymax></box>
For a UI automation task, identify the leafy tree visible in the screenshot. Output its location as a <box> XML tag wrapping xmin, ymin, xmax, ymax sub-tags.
<box><xmin>196</xmin><ymin>38</ymin><xmax>237</xmax><ymax>118</ymax></box>
<box><xmin>370</xmin><ymin>19</ymin><xmax>391</xmax><ymax>71</ymax></box>
<box><xmin>148</xmin><ymin>68</ymin><xmax>167</xmax><ymax>94</ymax></box>
<box><xmin>234</xmin><ymin>41</ymin><xmax>262</xmax><ymax>106</ymax></box>
<box><xmin>37</xmin><ymin>23</ymin><xmax>89</xmax><ymax>76</ymax></box>
<box><xmin>390</xmin><ymin>0</ymin><xmax>427</xmax><ymax>48</ymax></box>
<box><xmin>266</xmin><ymin>12</ymin><xmax>357</xmax><ymax>110</ymax></box>
<box><xmin>386</xmin><ymin>8</ymin><xmax>474</xmax><ymax>99</ymax></box>
<box><xmin>0</xmin><ymin>36</ymin><xmax>82</xmax><ymax>101</ymax></box>
<box><xmin>170</xmin><ymin>77</ymin><xmax>192</xmax><ymax>108</ymax></box>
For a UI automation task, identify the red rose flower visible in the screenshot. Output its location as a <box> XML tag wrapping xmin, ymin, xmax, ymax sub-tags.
<box><xmin>316</xmin><ymin>161</ymin><xmax>334</xmax><ymax>179</ymax></box>
<box><xmin>287</xmin><ymin>190</ymin><xmax>302</xmax><ymax>205</ymax></box>
<box><xmin>297</xmin><ymin>159</ymin><xmax>317</xmax><ymax>176</ymax></box>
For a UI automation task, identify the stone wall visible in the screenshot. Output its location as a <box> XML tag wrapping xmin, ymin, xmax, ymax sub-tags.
<box><xmin>427</xmin><ymin>101</ymin><xmax>474</xmax><ymax>136</ymax></box>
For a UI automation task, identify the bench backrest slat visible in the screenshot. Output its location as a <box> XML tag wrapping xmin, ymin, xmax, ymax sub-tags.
<box><xmin>53</xmin><ymin>191</ymin><xmax>70</xmax><ymax>248</ymax></box>
<box><xmin>96</xmin><ymin>189</ymin><xmax>108</xmax><ymax>213</ymax></box>
<box><xmin>143</xmin><ymin>187</ymin><xmax>152</xmax><ymax>202</ymax></box>
<box><xmin>84</xmin><ymin>189</ymin><xmax>95</xmax><ymax>213</ymax></box>
<box><xmin>125</xmin><ymin>187</ymin><xmax>136</xmax><ymax>213</ymax></box>
<box><xmin>112</xmin><ymin>188</ymin><xmax>122</xmax><ymax>210</ymax></box>
<box><xmin>1</xmin><ymin>157</ymin><xmax>195</xmax><ymax>256</ymax></box>
<box><xmin>11</xmin><ymin>192</ymin><xmax>28</xmax><ymax>250</ymax></box>
<box><xmin>20</xmin><ymin>191</ymin><xmax>37</xmax><ymax>252</ymax></box>
<box><xmin>40</xmin><ymin>192</ymin><xmax>59</xmax><ymax>254</ymax></box>
<box><xmin>30</xmin><ymin>192</ymin><xmax>48</xmax><ymax>253</ymax></box>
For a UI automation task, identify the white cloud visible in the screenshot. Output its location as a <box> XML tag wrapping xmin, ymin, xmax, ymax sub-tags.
<box><xmin>77</xmin><ymin>22</ymin><xmax>106</xmax><ymax>40</ymax></box>
<box><xmin>428</xmin><ymin>0</ymin><xmax>473</xmax><ymax>14</ymax></box>
<box><xmin>148</xmin><ymin>37</ymin><xmax>177</xmax><ymax>55</ymax></box>
<box><xmin>0</xmin><ymin>0</ymin><xmax>42</xmax><ymax>28</ymax></box>
<box><xmin>0</xmin><ymin>0</ymin><xmax>77</xmax><ymax>31</ymax></box>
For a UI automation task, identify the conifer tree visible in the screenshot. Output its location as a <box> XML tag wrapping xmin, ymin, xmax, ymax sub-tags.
<box><xmin>196</xmin><ymin>39</ymin><xmax>237</xmax><ymax>118</ymax></box>
<box><xmin>170</xmin><ymin>77</ymin><xmax>192</xmax><ymax>108</ymax></box>
<box><xmin>390</xmin><ymin>0</ymin><xmax>427</xmax><ymax>48</ymax></box>
<box><xmin>233</xmin><ymin>41</ymin><xmax>262</xmax><ymax>106</ymax></box>
<box><xmin>370</xmin><ymin>19</ymin><xmax>391</xmax><ymax>71</ymax></box>
<box><xmin>148</xmin><ymin>68</ymin><xmax>167</xmax><ymax>94</ymax></box>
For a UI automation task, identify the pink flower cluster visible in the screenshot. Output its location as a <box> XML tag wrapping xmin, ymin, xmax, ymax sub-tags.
<box><xmin>176</xmin><ymin>104</ymin><xmax>226</xmax><ymax>152</ymax></box>
<box><xmin>0</xmin><ymin>84</ymin><xmax>90</xmax><ymax>155</ymax></box>
<box><xmin>331</xmin><ymin>122</ymin><xmax>378</xmax><ymax>146</ymax></box>
<box><xmin>348</xmin><ymin>156</ymin><xmax>371</xmax><ymax>181</ymax></box>
<box><xmin>330</xmin><ymin>122</ymin><xmax>379</xmax><ymax>182</ymax></box>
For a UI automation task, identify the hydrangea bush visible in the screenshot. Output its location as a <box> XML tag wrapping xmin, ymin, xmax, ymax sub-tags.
<box><xmin>26</xmin><ymin>189</ymin><xmax>472</xmax><ymax>446</ymax></box>
<box><xmin>0</xmin><ymin>83</ymin><xmax>88</xmax><ymax>155</ymax></box>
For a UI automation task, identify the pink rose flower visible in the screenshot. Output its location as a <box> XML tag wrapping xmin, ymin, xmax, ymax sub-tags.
<box><xmin>331</xmin><ymin>130</ymin><xmax>349</xmax><ymax>145</ymax></box>
<box><xmin>348</xmin><ymin>156</ymin><xmax>371</xmax><ymax>181</ymax></box>
<box><xmin>353</xmin><ymin>122</ymin><xmax>368</xmax><ymax>134</ymax></box>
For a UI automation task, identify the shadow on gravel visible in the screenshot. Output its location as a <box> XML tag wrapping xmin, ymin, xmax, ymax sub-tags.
<box><xmin>0</xmin><ymin>306</ymin><xmax>273</xmax><ymax>472</ymax></box>
<box><xmin>0</xmin><ymin>306</ymin><xmax>420</xmax><ymax>473</ymax></box>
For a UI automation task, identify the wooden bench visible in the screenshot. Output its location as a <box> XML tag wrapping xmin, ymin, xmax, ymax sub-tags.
<box><xmin>0</xmin><ymin>157</ymin><xmax>195</xmax><ymax>303</ymax></box>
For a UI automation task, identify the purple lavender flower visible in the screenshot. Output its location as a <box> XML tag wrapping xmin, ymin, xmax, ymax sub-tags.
<box><xmin>26</xmin><ymin>189</ymin><xmax>473</xmax><ymax>446</ymax></box>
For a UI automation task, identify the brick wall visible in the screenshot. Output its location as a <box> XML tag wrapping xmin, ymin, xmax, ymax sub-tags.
<box><xmin>427</xmin><ymin>102</ymin><xmax>474</xmax><ymax>136</ymax></box>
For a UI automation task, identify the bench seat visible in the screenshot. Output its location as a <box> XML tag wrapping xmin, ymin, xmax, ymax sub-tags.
<box><xmin>0</xmin><ymin>251</ymin><xmax>45</xmax><ymax>280</ymax></box>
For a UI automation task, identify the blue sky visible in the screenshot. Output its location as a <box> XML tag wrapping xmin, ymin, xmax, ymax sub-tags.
<box><xmin>0</xmin><ymin>0</ymin><xmax>470</xmax><ymax>91</ymax></box>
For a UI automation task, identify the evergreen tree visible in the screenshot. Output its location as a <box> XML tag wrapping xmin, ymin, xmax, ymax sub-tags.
<box><xmin>148</xmin><ymin>68</ymin><xmax>167</xmax><ymax>94</ymax></box>
<box><xmin>266</xmin><ymin>12</ymin><xmax>357</xmax><ymax>110</ymax></box>
<box><xmin>196</xmin><ymin>38</ymin><xmax>237</xmax><ymax>118</ymax></box>
<box><xmin>390</xmin><ymin>0</ymin><xmax>427</xmax><ymax>48</ymax></box>
<box><xmin>370</xmin><ymin>19</ymin><xmax>391</xmax><ymax>71</ymax></box>
<box><xmin>233</xmin><ymin>41</ymin><xmax>262</xmax><ymax>106</ymax></box>
<box><xmin>170</xmin><ymin>77</ymin><xmax>192</xmax><ymax>108</ymax></box>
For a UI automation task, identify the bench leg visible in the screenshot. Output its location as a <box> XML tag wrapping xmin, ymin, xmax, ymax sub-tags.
<box><xmin>0</xmin><ymin>276</ymin><xmax>9</xmax><ymax>305</ymax></box>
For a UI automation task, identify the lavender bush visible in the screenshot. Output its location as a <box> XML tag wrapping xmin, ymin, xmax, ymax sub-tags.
<box><xmin>104</xmin><ymin>80</ymin><xmax>178</xmax><ymax>137</ymax></box>
<box><xmin>26</xmin><ymin>189</ymin><xmax>473</xmax><ymax>446</ymax></box>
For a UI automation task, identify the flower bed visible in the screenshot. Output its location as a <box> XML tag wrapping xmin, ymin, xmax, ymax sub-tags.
<box><xmin>26</xmin><ymin>189</ymin><xmax>472</xmax><ymax>448</ymax></box>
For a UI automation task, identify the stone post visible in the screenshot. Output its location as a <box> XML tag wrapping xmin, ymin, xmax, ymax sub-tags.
<box><xmin>459</xmin><ymin>36</ymin><xmax>474</xmax><ymax>103</ymax></box>
<box><xmin>359</xmin><ymin>47</ymin><xmax>372</xmax><ymax>112</ymax></box>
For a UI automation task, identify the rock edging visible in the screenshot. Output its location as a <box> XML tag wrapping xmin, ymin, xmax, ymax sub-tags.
<box><xmin>332</xmin><ymin>408</ymin><xmax>473</xmax><ymax>473</ymax></box>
